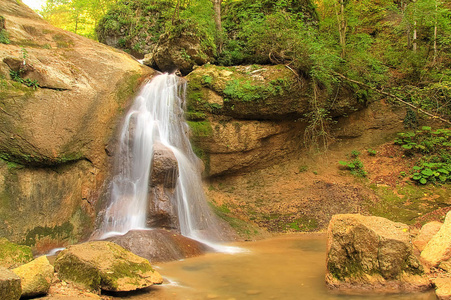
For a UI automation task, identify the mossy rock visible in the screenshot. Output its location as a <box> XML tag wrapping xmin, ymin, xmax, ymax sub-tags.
<box><xmin>55</xmin><ymin>241</ymin><xmax>163</xmax><ymax>292</ymax></box>
<box><xmin>12</xmin><ymin>256</ymin><xmax>53</xmax><ymax>298</ymax></box>
<box><xmin>0</xmin><ymin>267</ymin><xmax>21</xmax><ymax>300</ymax></box>
<box><xmin>0</xmin><ymin>238</ymin><xmax>33</xmax><ymax>268</ymax></box>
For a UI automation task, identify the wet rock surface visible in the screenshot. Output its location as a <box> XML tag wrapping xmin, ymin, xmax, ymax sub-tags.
<box><xmin>326</xmin><ymin>214</ymin><xmax>429</xmax><ymax>292</ymax></box>
<box><xmin>106</xmin><ymin>229</ymin><xmax>211</xmax><ymax>263</ymax></box>
<box><xmin>54</xmin><ymin>241</ymin><xmax>163</xmax><ymax>292</ymax></box>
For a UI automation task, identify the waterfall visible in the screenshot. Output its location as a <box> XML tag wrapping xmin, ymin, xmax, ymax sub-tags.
<box><xmin>99</xmin><ymin>73</ymin><xmax>226</xmax><ymax>244</ymax></box>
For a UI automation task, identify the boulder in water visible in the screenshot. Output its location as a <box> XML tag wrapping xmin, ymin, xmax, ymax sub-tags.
<box><xmin>12</xmin><ymin>256</ymin><xmax>53</xmax><ymax>298</ymax></box>
<box><xmin>326</xmin><ymin>214</ymin><xmax>429</xmax><ymax>292</ymax></box>
<box><xmin>106</xmin><ymin>229</ymin><xmax>211</xmax><ymax>263</ymax></box>
<box><xmin>0</xmin><ymin>267</ymin><xmax>21</xmax><ymax>300</ymax></box>
<box><xmin>54</xmin><ymin>241</ymin><xmax>163</xmax><ymax>292</ymax></box>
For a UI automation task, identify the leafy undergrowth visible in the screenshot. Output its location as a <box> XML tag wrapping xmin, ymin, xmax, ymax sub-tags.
<box><xmin>359</xmin><ymin>127</ymin><xmax>451</xmax><ymax>227</ymax></box>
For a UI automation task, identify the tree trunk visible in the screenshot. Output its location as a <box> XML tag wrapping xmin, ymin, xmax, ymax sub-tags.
<box><xmin>433</xmin><ymin>1</ymin><xmax>438</xmax><ymax>63</ymax></box>
<box><xmin>335</xmin><ymin>0</ymin><xmax>347</xmax><ymax>58</ymax></box>
<box><xmin>212</xmin><ymin>0</ymin><xmax>222</xmax><ymax>53</ymax></box>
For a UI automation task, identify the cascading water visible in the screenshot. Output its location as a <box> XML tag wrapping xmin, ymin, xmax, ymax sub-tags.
<box><xmin>99</xmin><ymin>73</ymin><xmax>229</xmax><ymax>246</ymax></box>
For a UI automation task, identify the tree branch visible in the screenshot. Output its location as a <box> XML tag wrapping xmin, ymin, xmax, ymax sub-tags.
<box><xmin>332</xmin><ymin>71</ymin><xmax>451</xmax><ymax>126</ymax></box>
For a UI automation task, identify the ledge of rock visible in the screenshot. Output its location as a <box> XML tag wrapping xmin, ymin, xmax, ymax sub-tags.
<box><xmin>106</xmin><ymin>229</ymin><xmax>211</xmax><ymax>263</ymax></box>
<box><xmin>54</xmin><ymin>241</ymin><xmax>163</xmax><ymax>292</ymax></box>
<box><xmin>326</xmin><ymin>214</ymin><xmax>430</xmax><ymax>292</ymax></box>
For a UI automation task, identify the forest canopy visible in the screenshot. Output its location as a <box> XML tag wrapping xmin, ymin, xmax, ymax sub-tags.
<box><xmin>37</xmin><ymin>0</ymin><xmax>451</xmax><ymax>131</ymax></box>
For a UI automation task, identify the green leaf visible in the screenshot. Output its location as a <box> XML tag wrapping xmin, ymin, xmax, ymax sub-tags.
<box><xmin>421</xmin><ymin>169</ymin><xmax>434</xmax><ymax>176</ymax></box>
<box><xmin>419</xmin><ymin>178</ymin><xmax>428</xmax><ymax>184</ymax></box>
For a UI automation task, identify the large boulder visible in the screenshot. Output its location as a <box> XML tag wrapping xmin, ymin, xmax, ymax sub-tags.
<box><xmin>326</xmin><ymin>214</ymin><xmax>429</xmax><ymax>292</ymax></box>
<box><xmin>148</xmin><ymin>21</ymin><xmax>213</xmax><ymax>75</ymax></box>
<box><xmin>0</xmin><ymin>0</ymin><xmax>152</xmax><ymax>252</ymax></box>
<box><xmin>106</xmin><ymin>229</ymin><xmax>211</xmax><ymax>263</ymax></box>
<box><xmin>421</xmin><ymin>211</ymin><xmax>451</xmax><ymax>271</ymax></box>
<box><xmin>12</xmin><ymin>256</ymin><xmax>53</xmax><ymax>298</ymax></box>
<box><xmin>0</xmin><ymin>267</ymin><xmax>21</xmax><ymax>300</ymax></box>
<box><xmin>54</xmin><ymin>241</ymin><xmax>163</xmax><ymax>292</ymax></box>
<box><xmin>0</xmin><ymin>238</ymin><xmax>33</xmax><ymax>268</ymax></box>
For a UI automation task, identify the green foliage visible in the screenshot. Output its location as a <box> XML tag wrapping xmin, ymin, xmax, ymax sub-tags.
<box><xmin>339</xmin><ymin>151</ymin><xmax>367</xmax><ymax>177</ymax></box>
<box><xmin>395</xmin><ymin>127</ymin><xmax>451</xmax><ymax>184</ymax></box>
<box><xmin>9</xmin><ymin>70</ymin><xmax>39</xmax><ymax>90</ymax></box>
<box><xmin>223</xmin><ymin>77</ymin><xmax>290</xmax><ymax>102</ymax></box>
<box><xmin>367</xmin><ymin>149</ymin><xmax>377</xmax><ymax>156</ymax></box>
<box><xmin>0</xmin><ymin>29</ymin><xmax>9</xmax><ymax>44</ymax></box>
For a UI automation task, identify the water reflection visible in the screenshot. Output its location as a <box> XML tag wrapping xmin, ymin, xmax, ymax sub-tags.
<box><xmin>112</xmin><ymin>234</ymin><xmax>436</xmax><ymax>300</ymax></box>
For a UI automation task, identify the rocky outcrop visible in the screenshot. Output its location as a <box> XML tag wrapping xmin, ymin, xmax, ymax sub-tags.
<box><xmin>0</xmin><ymin>267</ymin><xmax>21</xmax><ymax>300</ymax></box>
<box><xmin>54</xmin><ymin>241</ymin><xmax>163</xmax><ymax>292</ymax></box>
<box><xmin>0</xmin><ymin>0</ymin><xmax>152</xmax><ymax>251</ymax></box>
<box><xmin>326</xmin><ymin>214</ymin><xmax>429</xmax><ymax>292</ymax></box>
<box><xmin>421</xmin><ymin>211</ymin><xmax>451</xmax><ymax>271</ymax></box>
<box><xmin>0</xmin><ymin>238</ymin><xmax>33</xmax><ymax>268</ymax></box>
<box><xmin>185</xmin><ymin>64</ymin><xmax>366</xmax><ymax>176</ymax></box>
<box><xmin>106</xmin><ymin>229</ymin><xmax>211</xmax><ymax>263</ymax></box>
<box><xmin>413</xmin><ymin>221</ymin><xmax>442</xmax><ymax>252</ymax></box>
<box><xmin>12</xmin><ymin>256</ymin><xmax>53</xmax><ymax>298</ymax></box>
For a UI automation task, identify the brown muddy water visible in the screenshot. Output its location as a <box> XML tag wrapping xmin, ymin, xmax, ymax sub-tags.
<box><xmin>111</xmin><ymin>234</ymin><xmax>435</xmax><ymax>300</ymax></box>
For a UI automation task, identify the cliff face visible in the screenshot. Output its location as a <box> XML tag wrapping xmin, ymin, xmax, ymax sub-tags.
<box><xmin>0</xmin><ymin>0</ymin><xmax>153</xmax><ymax>252</ymax></box>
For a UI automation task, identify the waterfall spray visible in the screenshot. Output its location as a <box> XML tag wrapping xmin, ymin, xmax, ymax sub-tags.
<box><xmin>99</xmin><ymin>73</ymin><xmax>229</xmax><ymax>246</ymax></box>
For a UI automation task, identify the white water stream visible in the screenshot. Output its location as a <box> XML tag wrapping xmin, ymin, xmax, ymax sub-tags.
<box><xmin>99</xmin><ymin>74</ymin><xmax>232</xmax><ymax>249</ymax></box>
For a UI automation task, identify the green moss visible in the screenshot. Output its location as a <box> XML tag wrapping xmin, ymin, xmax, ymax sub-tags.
<box><xmin>24</xmin><ymin>222</ymin><xmax>74</xmax><ymax>247</ymax></box>
<box><xmin>187</xmin><ymin>121</ymin><xmax>213</xmax><ymax>137</ymax></box>
<box><xmin>287</xmin><ymin>216</ymin><xmax>318</xmax><ymax>231</ymax></box>
<box><xmin>115</xmin><ymin>72</ymin><xmax>141</xmax><ymax>105</ymax></box>
<box><xmin>364</xmin><ymin>184</ymin><xmax>450</xmax><ymax>225</ymax></box>
<box><xmin>0</xmin><ymin>238</ymin><xmax>33</xmax><ymax>268</ymax></box>
<box><xmin>185</xmin><ymin>111</ymin><xmax>206</xmax><ymax>121</ymax></box>
<box><xmin>56</xmin><ymin>253</ymin><xmax>101</xmax><ymax>291</ymax></box>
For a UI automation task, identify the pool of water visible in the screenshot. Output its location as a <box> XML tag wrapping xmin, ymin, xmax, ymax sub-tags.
<box><xmin>112</xmin><ymin>234</ymin><xmax>436</xmax><ymax>300</ymax></box>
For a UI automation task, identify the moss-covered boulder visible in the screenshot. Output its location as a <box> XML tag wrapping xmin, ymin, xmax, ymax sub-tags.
<box><xmin>326</xmin><ymin>214</ymin><xmax>430</xmax><ymax>292</ymax></box>
<box><xmin>0</xmin><ymin>0</ymin><xmax>153</xmax><ymax>251</ymax></box>
<box><xmin>12</xmin><ymin>256</ymin><xmax>53</xmax><ymax>298</ymax></box>
<box><xmin>0</xmin><ymin>267</ymin><xmax>21</xmax><ymax>300</ymax></box>
<box><xmin>0</xmin><ymin>238</ymin><xmax>33</xmax><ymax>268</ymax></box>
<box><xmin>54</xmin><ymin>241</ymin><xmax>163</xmax><ymax>292</ymax></box>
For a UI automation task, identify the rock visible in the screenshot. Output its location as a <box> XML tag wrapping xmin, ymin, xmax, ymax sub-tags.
<box><xmin>0</xmin><ymin>267</ymin><xmax>21</xmax><ymax>300</ymax></box>
<box><xmin>0</xmin><ymin>0</ymin><xmax>152</xmax><ymax>251</ymax></box>
<box><xmin>106</xmin><ymin>229</ymin><xmax>211</xmax><ymax>263</ymax></box>
<box><xmin>413</xmin><ymin>221</ymin><xmax>442</xmax><ymax>252</ymax></box>
<box><xmin>12</xmin><ymin>256</ymin><xmax>53</xmax><ymax>297</ymax></box>
<box><xmin>151</xmin><ymin>142</ymin><xmax>179</xmax><ymax>188</ymax></box>
<box><xmin>435</xmin><ymin>277</ymin><xmax>451</xmax><ymax>300</ymax></box>
<box><xmin>54</xmin><ymin>241</ymin><xmax>163</xmax><ymax>292</ymax></box>
<box><xmin>151</xmin><ymin>20</ymin><xmax>213</xmax><ymax>75</ymax></box>
<box><xmin>326</xmin><ymin>214</ymin><xmax>429</xmax><ymax>292</ymax></box>
<box><xmin>147</xmin><ymin>143</ymin><xmax>180</xmax><ymax>229</ymax></box>
<box><xmin>421</xmin><ymin>211</ymin><xmax>451</xmax><ymax>271</ymax></box>
<box><xmin>0</xmin><ymin>238</ymin><xmax>33</xmax><ymax>268</ymax></box>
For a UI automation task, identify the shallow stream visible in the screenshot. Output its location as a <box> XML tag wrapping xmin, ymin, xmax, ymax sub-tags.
<box><xmin>112</xmin><ymin>234</ymin><xmax>435</xmax><ymax>300</ymax></box>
